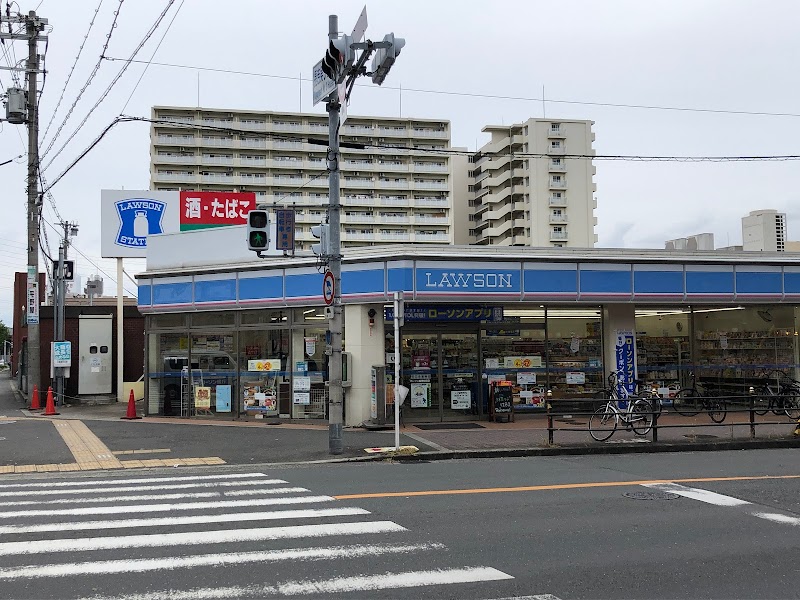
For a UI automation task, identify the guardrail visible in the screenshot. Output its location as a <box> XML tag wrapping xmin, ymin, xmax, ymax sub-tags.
<box><xmin>542</xmin><ymin>392</ymin><xmax>800</xmax><ymax>445</ymax></box>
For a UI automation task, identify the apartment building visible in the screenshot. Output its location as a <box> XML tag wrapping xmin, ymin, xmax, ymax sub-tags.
<box><xmin>468</xmin><ymin>118</ymin><xmax>597</xmax><ymax>247</ymax></box>
<box><xmin>150</xmin><ymin>106</ymin><xmax>461</xmax><ymax>250</ymax></box>
<box><xmin>742</xmin><ymin>209</ymin><xmax>787</xmax><ymax>252</ymax></box>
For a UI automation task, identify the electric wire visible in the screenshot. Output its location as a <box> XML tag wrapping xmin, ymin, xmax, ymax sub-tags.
<box><xmin>102</xmin><ymin>56</ymin><xmax>800</xmax><ymax>120</ymax></box>
<box><xmin>118</xmin><ymin>0</ymin><xmax>183</xmax><ymax>114</ymax></box>
<box><xmin>40</xmin><ymin>0</ymin><xmax>106</xmax><ymax>143</ymax></box>
<box><xmin>39</xmin><ymin>0</ymin><xmax>125</xmax><ymax>160</ymax></box>
<box><xmin>41</xmin><ymin>0</ymin><xmax>177</xmax><ymax>173</ymax></box>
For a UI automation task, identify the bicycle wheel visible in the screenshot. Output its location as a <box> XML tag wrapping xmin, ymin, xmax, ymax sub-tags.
<box><xmin>753</xmin><ymin>387</ymin><xmax>771</xmax><ymax>416</ymax></box>
<box><xmin>673</xmin><ymin>388</ymin><xmax>701</xmax><ymax>416</ymax></box>
<box><xmin>592</xmin><ymin>389</ymin><xmax>612</xmax><ymax>412</ymax></box>
<box><xmin>589</xmin><ymin>405</ymin><xmax>617</xmax><ymax>441</ymax></box>
<box><xmin>707</xmin><ymin>399</ymin><xmax>726</xmax><ymax>423</ymax></box>
<box><xmin>631</xmin><ymin>399</ymin><xmax>654</xmax><ymax>436</ymax></box>
<box><xmin>782</xmin><ymin>395</ymin><xmax>800</xmax><ymax>420</ymax></box>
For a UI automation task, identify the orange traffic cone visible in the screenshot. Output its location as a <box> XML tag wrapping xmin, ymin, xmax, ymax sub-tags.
<box><xmin>28</xmin><ymin>384</ymin><xmax>41</xmax><ymax>411</ymax></box>
<box><xmin>42</xmin><ymin>386</ymin><xmax>59</xmax><ymax>416</ymax></box>
<box><xmin>121</xmin><ymin>389</ymin><xmax>142</xmax><ymax>420</ymax></box>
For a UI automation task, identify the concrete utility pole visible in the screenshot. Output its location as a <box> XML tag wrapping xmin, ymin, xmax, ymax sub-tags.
<box><xmin>54</xmin><ymin>221</ymin><xmax>77</xmax><ymax>405</ymax></box>
<box><xmin>326</xmin><ymin>14</ymin><xmax>344</xmax><ymax>455</ymax></box>
<box><xmin>25</xmin><ymin>11</ymin><xmax>43</xmax><ymax>398</ymax></box>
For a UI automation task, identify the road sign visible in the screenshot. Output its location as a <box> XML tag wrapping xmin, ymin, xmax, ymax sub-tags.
<box><xmin>313</xmin><ymin>60</ymin><xmax>336</xmax><ymax>106</ymax></box>
<box><xmin>323</xmin><ymin>270</ymin><xmax>335</xmax><ymax>306</ymax></box>
<box><xmin>351</xmin><ymin>6</ymin><xmax>368</xmax><ymax>43</ymax></box>
<box><xmin>275</xmin><ymin>209</ymin><xmax>295</xmax><ymax>251</ymax></box>
<box><xmin>52</xmin><ymin>259</ymin><xmax>74</xmax><ymax>281</ymax></box>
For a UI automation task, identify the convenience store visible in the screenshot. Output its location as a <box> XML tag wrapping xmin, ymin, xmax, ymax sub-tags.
<box><xmin>138</xmin><ymin>243</ymin><xmax>800</xmax><ymax>424</ymax></box>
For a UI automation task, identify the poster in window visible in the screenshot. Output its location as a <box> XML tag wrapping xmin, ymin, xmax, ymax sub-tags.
<box><xmin>216</xmin><ymin>385</ymin><xmax>232</xmax><ymax>412</ymax></box>
<box><xmin>194</xmin><ymin>386</ymin><xmax>211</xmax><ymax>409</ymax></box>
<box><xmin>517</xmin><ymin>372</ymin><xmax>537</xmax><ymax>385</ymax></box>
<box><xmin>293</xmin><ymin>392</ymin><xmax>311</xmax><ymax>405</ymax></box>
<box><xmin>566</xmin><ymin>371</ymin><xmax>585</xmax><ymax>385</ymax></box>
<box><xmin>410</xmin><ymin>383</ymin><xmax>430</xmax><ymax>408</ymax></box>
<box><xmin>450</xmin><ymin>385</ymin><xmax>471</xmax><ymax>410</ymax></box>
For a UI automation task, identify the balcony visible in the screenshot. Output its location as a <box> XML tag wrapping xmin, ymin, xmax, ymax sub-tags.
<box><xmin>272</xmin><ymin>122</ymin><xmax>303</xmax><ymax>132</ymax></box>
<box><xmin>156</xmin><ymin>135</ymin><xmax>195</xmax><ymax>145</ymax></box>
<box><xmin>413</xmin><ymin>162</ymin><xmax>448</xmax><ymax>173</ymax></box>
<box><xmin>343</xmin><ymin>196</ymin><xmax>375</xmax><ymax>207</ymax></box>
<box><xmin>343</xmin><ymin>125</ymin><xmax>374</xmax><ymax>135</ymax></box>
<box><xmin>414</xmin><ymin>180</ymin><xmax>448</xmax><ymax>191</ymax></box>
<box><xmin>414</xmin><ymin>232</ymin><xmax>449</xmax><ymax>242</ymax></box>
<box><xmin>238</xmin><ymin>121</ymin><xmax>266</xmax><ymax>131</ymax></box>
<box><xmin>549</xmin><ymin>179</ymin><xmax>567</xmax><ymax>190</ymax></box>
<box><xmin>156</xmin><ymin>172</ymin><xmax>195</xmax><ymax>182</ymax></box>
<box><xmin>201</xmin><ymin>156</ymin><xmax>234</xmax><ymax>166</ymax></box>
<box><xmin>549</xmin><ymin>162</ymin><xmax>566</xmax><ymax>172</ymax></box>
<box><xmin>156</xmin><ymin>155</ymin><xmax>196</xmax><ymax>164</ymax></box>
<box><xmin>201</xmin><ymin>173</ymin><xmax>234</xmax><ymax>184</ymax></box>
<box><xmin>377</xmin><ymin>127</ymin><xmax>408</xmax><ymax>137</ymax></box>
<box><xmin>550</xmin><ymin>230</ymin><xmax>568</xmax><ymax>240</ymax></box>
<box><xmin>381</xmin><ymin>215</ymin><xmax>411</xmax><ymax>224</ymax></box>
<box><xmin>414</xmin><ymin>215</ymin><xmax>449</xmax><ymax>225</ymax></box>
<box><xmin>240</xmin><ymin>139</ymin><xmax>267</xmax><ymax>149</ymax></box>
<box><xmin>548</xmin><ymin>145</ymin><xmax>567</xmax><ymax>155</ymax></box>
<box><xmin>377</xmin><ymin>162</ymin><xmax>407</xmax><ymax>171</ymax></box>
<box><xmin>273</xmin><ymin>176</ymin><xmax>304</xmax><ymax>186</ymax></box>
<box><xmin>550</xmin><ymin>213</ymin><xmax>567</xmax><ymax>223</ymax></box>
<box><xmin>549</xmin><ymin>195</ymin><xmax>567</xmax><ymax>206</ymax></box>
<box><xmin>379</xmin><ymin>231</ymin><xmax>411</xmax><ymax>241</ymax></box>
<box><xmin>415</xmin><ymin>198</ymin><xmax>448</xmax><ymax>208</ymax></box>
<box><xmin>239</xmin><ymin>158</ymin><xmax>267</xmax><ymax>167</ymax></box>
<box><xmin>344</xmin><ymin>232</ymin><xmax>376</xmax><ymax>241</ymax></box>
<box><xmin>343</xmin><ymin>161</ymin><xmax>375</xmax><ymax>170</ymax></box>
<box><xmin>378</xmin><ymin>180</ymin><xmax>409</xmax><ymax>189</ymax></box>
<box><xmin>200</xmin><ymin>118</ymin><xmax>233</xmax><ymax>127</ymax></box>
<box><xmin>343</xmin><ymin>214</ymin><xmax>376</xmax><ymax>224</ymax></box>
<box><xmin>380</xmin><ymin>197</ymin><xmax>410</xmax><ymax>207</ymax></box>
<box><xmin>274</xmin><ymin>141</ymin><xmax>303</xmax><ymax>150</ymax></box>
<box><xmin>237</xmin><ymin>175</ymin><xmax>267</xmax><ymax>185</ymax></box>
<box><xmin>412</xmin><ymin>129</ymin><xmax>448</xmax><ymax>139</ymax></box>
<box><xmin>548</xmin><ymin>126</ymin><xmax>566</xmax><ymax>138</ymax></box>
<box><xmin>342</xmin><ymin>179</ymin><xmax>374</xmax><ymax>189</ymax></box>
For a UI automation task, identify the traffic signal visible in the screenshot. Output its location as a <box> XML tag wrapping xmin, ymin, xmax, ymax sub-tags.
<box><xmin>321</xmin><ymin>34</ymin><xmax>354</xmax><ymax>84</ymax></box>
<box><xmin>371</xmin><ymin>33</ymin><xmax>405</xmax><ymax>85</ymax></box>
<box><xmin>247</xmin><ymin>210</ymin><xmax>270</xmax><ymax>251</ymax></box>
<box><xmin>311</xmin><ymin>223</ymin><xmax>330</xmax><ymax>256</ymax></box>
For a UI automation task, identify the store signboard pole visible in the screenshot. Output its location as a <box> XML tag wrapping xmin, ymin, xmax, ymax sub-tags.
<box><xmin>393</xmin><ymin>291</ymin><xmax>406</xmax><ymax>450</ymax></box>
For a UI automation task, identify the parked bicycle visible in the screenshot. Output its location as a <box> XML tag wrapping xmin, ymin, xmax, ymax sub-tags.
<box><xmin>672</xmin><ymin>372</ymin><xmax>726</xmax><ymax>423</ymax></box>
<box><xmin>593</xmin><ymin>371</ymin><xmax>663</xmax><ymax>415</ymax></box>
<box><xmin>754</xmin><ymin>371</ymin><xmax>800</xmax><ymax>420</ymax></box>
<box><xmin>589</xmin><ymin>371</ymin><xmax>654</xmax><ymax>441</ymax></box>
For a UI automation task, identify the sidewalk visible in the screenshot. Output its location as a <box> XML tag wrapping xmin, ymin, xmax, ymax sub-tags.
<box><xmin>3</xmin><ymin>371</ymin><xmax>799</xmax><ymax>468</ymax></box>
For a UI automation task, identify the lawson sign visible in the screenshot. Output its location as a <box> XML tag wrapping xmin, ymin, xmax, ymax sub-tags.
<box><xmin>415</xmin><ymin>263</ymin><xmax>521</xmax><ymax>296</ymax></box>
<box><xmin>101</xmin><ymin>190</ymin><xmax>180</xmax><ymax>258</ymax></box>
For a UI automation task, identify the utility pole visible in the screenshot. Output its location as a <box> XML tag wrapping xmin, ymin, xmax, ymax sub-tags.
<box><xmin>54</xmin><ymin>221</ymin><xmax>77</xmax><ymax>405</ymax></box>
<box><xmin>25</xmin><ymin>11</ymin><xmax>44</xmax><ymax>399</ymax></box>
<box><xmin>325</xmin><ymin>14</ymin><xmax>343</xmax><ymax>455</ymax></box>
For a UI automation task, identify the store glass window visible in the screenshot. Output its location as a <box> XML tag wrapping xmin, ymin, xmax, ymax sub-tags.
<box><xmin>239</xmin><ymin>330</ymin><xmax>291</xmax><ymax>418</ymax></box>
<box><xmin>635</xmin><ymin>307</ymin><xmax>690</xmax><ymax>396</ymax></box>
<box><xmin>147</xmin><ymin>331</ymin><xmax>189</xmax><ymax>416</ymax></box>
<box><xmin>692</xmin><ymin>305</ymin><xmax>799</xmax><ymax>395</ymax></box>
<box><xmin>241</xmin><ymin>309</ymin><xmax>290</xmax><ymax>326</ymax></box>
<box><xmin>150</xmin><ymin>313</ymin><xmax>186</xmax><ymax>329</ymax></box>
<box><xmin>191</xmin><ymin>311</ymin><xmax>235</xmax><ymax>327</ymax></box>
<box><xmin>294</xmin><ymin>307</ymin><xmax>329</xmax><ymax>325</ymax></box>
<box><xmin>292</xmin><ymin>327</ymin><xmax>328</xmax><ymax>419</ymax></box>
<box><xmin>546</xmin><ymin>307</ymin><xmax>603</xmax><ymax>398</ymax></box>
<box><xmin>481</xmin><ymin>307</ymin><xmax>546</xmax><ymax>412</ymax></box>
<box><xmin>187</xmin><ymin>333</ymin><xmax>237</xmax><ymax>418</ymax></box>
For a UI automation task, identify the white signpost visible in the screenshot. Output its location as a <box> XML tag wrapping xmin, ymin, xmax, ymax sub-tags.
<box><xmin>312</xmin><ymin>60</ymin><xmax>336</xmax><ymax>106</ymax></box>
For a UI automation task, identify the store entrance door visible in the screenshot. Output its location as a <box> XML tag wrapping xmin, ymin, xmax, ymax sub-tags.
<box><xmin>401</xmin><ymin>332</ymin><xmax>479</xmax><ymax>422</ymax></box>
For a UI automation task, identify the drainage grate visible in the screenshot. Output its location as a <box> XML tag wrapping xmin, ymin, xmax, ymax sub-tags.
<box><xmin>623</xmin><ymin>490</ymin><xmax>680</xmax><ymax>501</ymax></box>
<box><xmin>683</xmin><ymin>434</ymin><xmax>719</xmax><ymax>440</ymax></box>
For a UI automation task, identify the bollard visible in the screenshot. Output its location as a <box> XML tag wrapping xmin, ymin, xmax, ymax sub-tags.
<box><xmin>749</xmin><ymin>386</ymin><xmax>756</xmax><ymax>439</ymax></box>
<box><xmin>546</xmin><ymin>389</ymin><xmax>554</xmax><ymax>445</ymax></box>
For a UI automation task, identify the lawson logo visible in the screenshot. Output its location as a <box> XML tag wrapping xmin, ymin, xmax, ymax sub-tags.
<box><xmin>114</xmin><ymin>198</ymin><xmax>166</xmax><ymax>248</ymax></box>
<box><xmin>422</xmin><ymin>271</ymin><xmax>516</xmax><ymax>290</ymax></box>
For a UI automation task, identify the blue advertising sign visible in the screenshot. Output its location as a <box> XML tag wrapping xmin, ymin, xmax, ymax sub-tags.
<box><xmin>614</xmin><ymin>330</ymin><xmax>636</xmax><ymax>406</ymax></box>
<box><xmin>52</xmin><ymin>341</ymin><xmax>71</xmax><ymax>367</ymax></box>
<box><xmin>385</xmin><ymin>305</ymin><xmax>504</xmax><ymax>323</ymax></box>
<box><xmin>275</xmin><ymin>209</ymin><xmax>295</xmax><ymax>251</ymax></box>
<box><xmin>114</xmin><ymin>198</ymin><xmax>166</xmax><ymax>249</ymax></box>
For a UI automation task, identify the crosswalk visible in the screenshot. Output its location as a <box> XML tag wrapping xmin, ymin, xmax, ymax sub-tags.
<box><xmin>0</xmin><ymin>471</ymin><xmax>517</xmax><ymax>599</ymax></box>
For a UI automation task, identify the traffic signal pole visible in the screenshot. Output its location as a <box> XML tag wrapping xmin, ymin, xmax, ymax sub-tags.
<box><xmin>326</xmin><ymin>14</ymin><xmax>344</xmax><ymax>455</ymax></box>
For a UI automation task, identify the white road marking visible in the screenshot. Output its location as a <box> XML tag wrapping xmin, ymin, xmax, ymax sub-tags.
<box><xmin>0</xmin><ymin>507</ymin><xmax>371</xmax><ymax>535</ymax></box>
<box><xmin>0</xmin><ymin>472</ymin><xmax>269</xmax><ymax>489</ymax></box>
<box><xmin>80</xmin><ymin>566</ymin><xmax>514</xmax><ymax>599</ymax></box>
<box><xmin>0</xmin><ymin>521</ymin><xmax>406</xmax><ymax>556</ymax></box>
<box><xmin>0</xmin><ymin>542</ymin><xmax>443</xmax><ymax>580</ymax></box>
<box><xmin>0</xmin><ymin>492</ymin><xmax>220</xmax><ymax>507</ymax></box>
<box><xmin>642</xmin><ymin>483</ymin><xmax>751</xmax><ymax>506</ymax></box>
<box><xmin>0</xmin><ymin>479</ymin><xmax>287</xmax><ymax>497</ymax></box>
<box><xmin>0</xmin><ymin>495</ymin><xmax>335</xmax><ymax>519</ymax></box>
<box><xmin>224</xmin><ymin>487</ymin><xmax>309</xmax><ymax>496</ymax></box>
<box><xmin>750</xmin><ymin>512</ymin><xmax>800</xmax><ymax>526</ymax></box>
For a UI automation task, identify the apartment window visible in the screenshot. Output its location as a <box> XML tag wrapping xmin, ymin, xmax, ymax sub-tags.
<box><xmin>552</xmin><ymin>209</ymin><xmax>562</xmax><ymax>217</ymax></box>
<box><xmin>551</xmin><ymin>158</ymin><xmax>562</xmax><ymax>167</ymax></box>
<box><xmin>553</xmin><ymin>243</ymin><xmax>564</xmax><ymax>247</ymax></box>
<box><xmin>552</xmin><ymin>192</ymin><xmax>563</xmax><ymax>198</ymax></box>
<box><xmin>550</xmin><ymin>123</ymin><xmax>561</xmax><ymax>133</ymax></box>
<box><xmin>550</xmin><ymin>140</ymin><xmax>561</xmax><ymax>149</ymax></box>
<box><xmin>552</xmin><ymin>175</ymin><xmax>562</xmax><ymax>183</ymax></box>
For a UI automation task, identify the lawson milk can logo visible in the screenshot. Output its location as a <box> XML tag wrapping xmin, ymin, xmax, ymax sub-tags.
<box><xmin>114</xmin><ymin>198</ymin><xmax>166</xmax><ymax>248</ymax></box>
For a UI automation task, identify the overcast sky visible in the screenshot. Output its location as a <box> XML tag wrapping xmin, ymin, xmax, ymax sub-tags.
<box><xmin>1</xmin><ymin>0</ymin><xmax>800</xmax><ymax>326</ymax></box>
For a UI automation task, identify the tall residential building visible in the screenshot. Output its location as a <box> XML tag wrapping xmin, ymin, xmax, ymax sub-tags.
<box><xmin>468</xmin><ymin>119</ymin><xmax>597</xmax><ymax>247</ymax></box>
<box><xmin>742</xmin><ymin>209</ymin><xmax>787</xmax><ymax>252</ymax></box>
<box><xmin>150</xmin><ymin>106</ymin><xmax>464</xmax><ymax>250</ymax></box>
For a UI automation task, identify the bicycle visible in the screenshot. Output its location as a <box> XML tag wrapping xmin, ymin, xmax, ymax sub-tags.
<box><xmin>593</xmin><ymin>371</ymin><xmax>663</xmax><ymax>415</ymax></box>
<box><xmin>754</xmin><ymin>371</ymin><xmax>800</xmax><ymax>420</ymax></box>
<box><xmin>672</xmin><ymin>372</ymin><xmax>726</xmax><ymax>423</ymax></box>
<box><xmin>589</xmin><ymin>372</ymin><xmax>654</xmax><ymax>441</ymax></box>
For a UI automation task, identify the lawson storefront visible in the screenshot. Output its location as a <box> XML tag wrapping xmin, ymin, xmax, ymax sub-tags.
<box><xmin>137</xmin><ymin>244</ymin><xmax>800</xmax><ymax>424</ymax></box>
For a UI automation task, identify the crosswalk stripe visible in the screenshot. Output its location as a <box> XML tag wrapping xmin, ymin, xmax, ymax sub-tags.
<box><xmin>0</xmin><ymin>495</ymin><xmax>335</xmax><ymax>519</ymax></box>
<box><xmin>0</xmin><ymin>479</ymin><xmax>288</xmax><ymax>498</ymax></box>
<box><xmin>224</xmin><ymin>488</ymin><xmax>308</xmax><ymax>496</ymax></box>
<box><xmin>0</xmin><ymin>521</ymin><xmax>407</xmax><ymax>556</ymax></box>
<box><xmin>82</xmin><ymin>566</ymin><xmax>515</xmax><ymax>599</ymax></box>
<box><xmin>0</xmin><ymin>473</ymin><xmax>268</xmax><ymax>489</ymax></box>
<box><xmin>0</xmin><ymin>507</ymin><xmax>371</xmax><ymax>535</ymax></box>
<box><xmin>0</xmin><ymin>542</ymin><xmax>444</xmax><ymax>580</ymax></box>
<box><xmin>0</xmin><ymin>491</ymin><xmax>221</xmax><ymax>507</ymax></box>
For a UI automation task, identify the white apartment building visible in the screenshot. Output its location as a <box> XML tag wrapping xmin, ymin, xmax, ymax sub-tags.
<box><xmin>742</xmin><ymin>209</ymin><xmax>787</xmax><ymax>252</ymax></box>
<box><xmin>150</xmin><ymin>106</ymin><xmax>462</xmax><ymax>250</ymax></box>
<box><xmin>468</xmin><ymin>119</ymin><xmax>597</xmax><ymax>247</ymax></box>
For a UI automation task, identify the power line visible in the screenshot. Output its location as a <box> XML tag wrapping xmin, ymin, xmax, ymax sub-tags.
<box><xmin>40</xmin><ymin>0</ymin><xmax>106</xmax><ymax>143</ymax></box>
<box><xmin>102</xmin><ymin>56</ymin><xmax>800</xmax><ymax>120</ymax></box>
<box><xmin>119</xmin><ymin>0</ymin><xmax>183</xmax><ymax>114</ymax></box>
<box><xmin>41</xmin><ymin>0</ymin><xmax>177</xmax><ymax>173</ymax></box>
<box><xmin>39</xmin><ymin>0</ymin><xmax>125</xmax><ymax>159</ymax></box>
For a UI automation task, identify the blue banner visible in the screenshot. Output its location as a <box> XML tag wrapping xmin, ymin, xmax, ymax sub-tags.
<box><xmin>614</xmin><ymin>330</ymin><xmax>636</xmax><ymax>406</ymax></box>
<box><xmin>385</xmin><ymin>305</ymin><xmax>504</xmax><ymax>323</ymax></box>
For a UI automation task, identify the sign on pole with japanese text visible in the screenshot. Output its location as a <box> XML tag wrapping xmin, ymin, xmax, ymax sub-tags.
<box><xmin>614</xmin><ymin>330</ymin><xmax>636</xmax><ymax>401</ymax></box>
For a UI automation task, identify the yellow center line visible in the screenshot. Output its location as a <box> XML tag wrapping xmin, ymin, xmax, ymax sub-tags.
<box><xmin>333</xmin><ymin>474</ymin><xmax>800</xmax><ymax>500</ymax></box>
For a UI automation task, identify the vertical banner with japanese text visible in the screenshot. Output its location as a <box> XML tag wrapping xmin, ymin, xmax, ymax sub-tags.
<box><xmin>614</xmin><ymin>330</ymin><xmax>636</xmax><ymax>404</ymax></box>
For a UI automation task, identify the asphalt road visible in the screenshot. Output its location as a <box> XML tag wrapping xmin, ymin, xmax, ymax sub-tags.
<box><xmin>0</xmin><ymin>448</ymin><xmax>797</xmax><ymax>599</ymax></box>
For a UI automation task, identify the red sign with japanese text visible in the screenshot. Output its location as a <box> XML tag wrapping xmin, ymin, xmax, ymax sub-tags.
<box><xmin>179</xmin><ymin>191</ymin><xmax>257</xmax><ymax>230</ymax></box>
